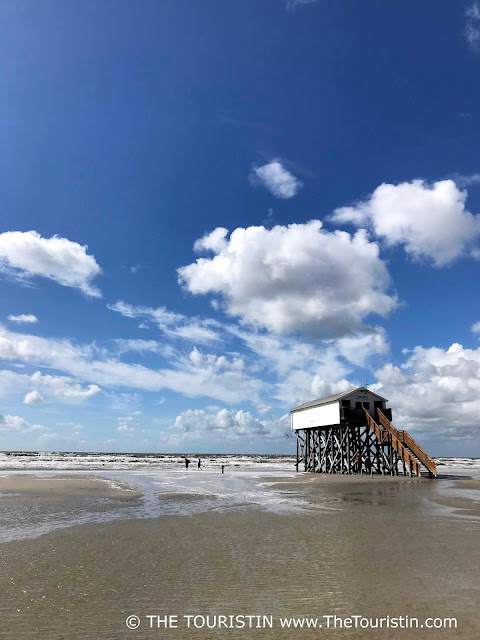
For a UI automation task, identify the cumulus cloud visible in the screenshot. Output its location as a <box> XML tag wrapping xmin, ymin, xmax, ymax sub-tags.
<box><xmin>331</xmin><ymin>179</ymin><xmax>480</xmax><ymax>266</ymax></box>
<box><xmin>0</xmin><ymin>231</ymin><xmax>101</xmax><ymax>296</ymax></box>
<box><xmin>472</xmin><ymin>321</ymin><xmax>480</xmax><ymax>334</ymax></box>
<box><xmin>0</xmin><ymin>414</ymin><xmax>44</xmax><ymax>432</ymax></box>
<box><xmin>108</xmin><ymin>300</ymin><xmax>220</xmax><ymax>344</ymax></box>
<box><xmin>249</xmin><ymin>160</ymin><xmax>302</xmax><ymax>199</ymax></box>
<box><xmin>8</xmin><ymin>314</ymin><xmax>38</xmax><ymax>324</ymax></box>
<box><xmin>170</xmin><ymin>407</ymin><xmax>290</xmax><ymax>442</ymax></box>
<box><xmin>24</xmin><ymin>389</ymin><xmax>44</xmax><ymax>404</ymax></box>
<box><xmin>179</xmin><ymin>221</ymin><xmax>396</xmax><ymax>337</ymax></box>
<box><xmin>465</xmin><ymin>2</ymin><xmax>480</xmax><ymax>51</ymax></box>
<box><xmin>374</xmin><ymin>342</ymin><xmax>480</xmax><ymax>438</ymax></box>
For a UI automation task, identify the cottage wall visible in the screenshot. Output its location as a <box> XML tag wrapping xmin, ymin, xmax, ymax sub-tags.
<box><xmin>291</xmin><ymin>389</ymin><xmax>386</xmax><ymax>431</ymax></box>
<box><xmin>291</xmin><ymin>402</ymin><xmax>340</xmax><ymax>430</ymax></box>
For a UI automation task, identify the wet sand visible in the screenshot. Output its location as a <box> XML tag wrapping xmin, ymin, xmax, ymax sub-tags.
<box><xmin>0</xmin><ymin>475</ymin><xmax>143</xmax><ymax>501</ymax></box>
<box><xmin>0</xmin><ymin>474</ymin><xmax>479</xmax><ymax>639</ymax></box>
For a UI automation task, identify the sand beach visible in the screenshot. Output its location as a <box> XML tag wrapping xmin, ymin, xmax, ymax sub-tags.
<box><xmin>0</xmin><ymin>469</ymin><xmax>479</xmax><ymax>639</ymax></box>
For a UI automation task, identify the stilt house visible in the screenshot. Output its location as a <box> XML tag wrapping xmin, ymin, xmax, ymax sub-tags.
<box><xmin>291</xmin><ymin>387</ymin><xmax>436</xmax><ymax>477</ymax></box>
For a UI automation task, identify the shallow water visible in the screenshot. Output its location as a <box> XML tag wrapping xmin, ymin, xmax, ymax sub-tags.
<box><xmin>0</xmin><ymin>464</ymin><xmax>479</xmax><ymax>543</ymax></box>
<box><xmin>1</xmin><ymin>473</ymin><xmax>479</xmax><ymax>639</ymax></box>
<box><xmin>0</xmin><ymin>469</ymin><xmax>306</xmax><ymax>542</ymax></box>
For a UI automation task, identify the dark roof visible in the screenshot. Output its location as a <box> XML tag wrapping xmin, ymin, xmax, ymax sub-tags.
<box><xmin>290</xmin><ymin>387</ymin><xmax>387</xmax><ymax>413</ymax></box>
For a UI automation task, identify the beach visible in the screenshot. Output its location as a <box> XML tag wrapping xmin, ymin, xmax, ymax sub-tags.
<box><xmin>0</xmin><ymin>467</ymin><xmax>479</xmax><ymax>639</ymax></box>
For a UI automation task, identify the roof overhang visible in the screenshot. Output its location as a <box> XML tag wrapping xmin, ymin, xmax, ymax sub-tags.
<box><xmin>290</xmin><ymin>387</ymin><xmax>388</xmax><ymax>414</ymax></box>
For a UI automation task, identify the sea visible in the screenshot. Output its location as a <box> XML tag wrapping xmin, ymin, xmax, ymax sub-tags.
<box><xmin>0</xmin><ymin>451</ymin><xmax>296</xmax><ymax>472</ymax></box>
<box><xmin>0</xmin><ymin>450</ymin><xmax>479</xmax><ymax>473</ymax></box>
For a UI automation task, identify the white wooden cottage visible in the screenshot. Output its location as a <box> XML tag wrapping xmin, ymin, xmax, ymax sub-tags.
<box><xmin>290</xmin><ymin>387</ymin><xmax>388</xmax><ymax>431</ymax></box>
<box><xmin>290</xmin><ymin>387</ymin><xmax>437</xmax><ymax>477</ymax></box>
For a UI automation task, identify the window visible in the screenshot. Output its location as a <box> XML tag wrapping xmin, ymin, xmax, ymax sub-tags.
<box><xmin>355</xmin><ymin>402</ymin><xmax>362</xmax><ymax>410</ymax></box>
<box><xmin>341</xmin><ymin>400</ymin><xmax>350</xmax><ymax>408</ymax></box>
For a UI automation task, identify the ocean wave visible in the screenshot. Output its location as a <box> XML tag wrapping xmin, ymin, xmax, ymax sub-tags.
<box><xmin>0</xmin><ymin>451</ymin><xmax>297</xmax><ymax>471</ymax></box>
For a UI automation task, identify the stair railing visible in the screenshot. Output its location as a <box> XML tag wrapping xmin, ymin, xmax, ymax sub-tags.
<box><xmin>377</xmin><ymin>410</ymin><xmax>437</xmax><ymax>477</ymax></box>
<box><xmin>364</xmin><ymin>409</ymin><xmax>422</xmax><ymax>477</ymax></box>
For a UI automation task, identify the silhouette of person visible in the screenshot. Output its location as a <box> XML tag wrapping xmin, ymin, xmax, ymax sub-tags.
<box><xmin>198</xmin><ymin>458</ymin><xmax>201</xmax><ymax>470</ymax></box>
<box><xmin>364</xmin><ymin>457</ymin><xmax>372</xmax><ymax>475</ymax></box>
<box><xmin>221</xmin><ymin>465</ymin><xmax>225</xmax><ymax>474</ymax></box>
<box><xmin>185</xmin><ymin>457</ymin><xmax>190</xmax><ymax>469</ymax></box>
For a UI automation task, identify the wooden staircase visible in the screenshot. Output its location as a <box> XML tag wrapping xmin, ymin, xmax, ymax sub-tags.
<box><xmin>364</xmin><ymin>408</ymin><xmax>436</xmax><ymax>478</ymax></box>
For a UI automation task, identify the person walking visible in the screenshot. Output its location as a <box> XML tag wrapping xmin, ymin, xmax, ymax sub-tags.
<box><xmin>198</xmin><ymin>458</ymin><xmax>201</xmax><ymax>470</ymax></box>
<box><xmin>184</xmin><ymin>457</ymin><xmax>190</xmax><ymax>470</ymax></box>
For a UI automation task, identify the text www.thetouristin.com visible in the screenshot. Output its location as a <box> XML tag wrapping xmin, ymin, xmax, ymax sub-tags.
<box><xmin>279</xmin><ymin>615</ymin><xmax>457</xmax><ymax>630</ymax></box>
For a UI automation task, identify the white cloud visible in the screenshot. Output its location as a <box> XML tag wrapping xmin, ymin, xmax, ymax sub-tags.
<box><xmin>108</xmin><ymin>300</ymin><xmax>219</xmax><ymax>344</ymax></box>
<box><xmin>114</xmin><ymin>339</ymin><xmax>174</xmax><ymax>358</ymax></box>
<box><xmin>472</xmin><ymin>321</ymin><xmax>480</xmax><ymax>334</ymax></box>
<box><xmin>8</xmin><ymin>314</ymin><xmax>38</xmax><ymax>324</ymax></box>
<box><xmin>0</xmin><ymin>414</ymin><xmax>44</xmax><ymax>432</ymax></box>
<box><xmin>465</xmin><ymin>2</ymin><xmax>480</xmax><ymax>51</ymax></box>
<box><xmin>0</xmin><ymin>326</ymin><xmax>265</xmax><ymax>404</ymax></box>
<box><xmin>286</xmin><ymin>0</ymin><xmax>317</xmax><ymax>10</ymax></box>
<box><xmin>56</xmin><ymin>422</ymin><xmax>84</xmax><ymax>430</ymax></box>
<box><xmin>117</xmin><ymin>424</ymin><xmax>135</xmax><ymax>433</ymax></box>
<box><xmin>332</xmin><ymin>179</ymin><xmax>480</xmax><ymax>266</ymax></box>
<box><xmin>232</xmin><ymin>327</ymin><xmax>348</xmax><ymax>377</ymax></box>
<box><xmin>179</xmin><ymin>221</ymin><xmax>396</xmax><ymax>337</ymax></box>
<box><xmin>257</xmin><ymin>403</ymin><xmax>272</xmax><ymax>415</ymax></box>
<box><xmin>450</xmin><ymin>172</ymin><xmax>480</xmax><ymax>187</ymax></box>
<box><xmin>274</xmin><ymin>370</ymin><xmax>354</xmax><ymax>406</ymax></box>
<box><xmin>32</xmin><ymin>372</ymin><xmax>102</xmax><ymax>401</ymax></box>
<box><xmin>24</xmin><ymin>389</ymin><xmax>44</xmax><ymax>404</ymax></box>
<box><xmin>189</xmin><ymin>346</ymin><xmax>203</xmax><ymax>367</ymax></box>
<box><xmin>170</xmin><ymin>407</ymin><xmax>290</xmax><ymax>442</ymax></box>
<box><xmin>374</xmin><ymin>342</ymin><xmax>480</xmax><ymax>438</ymax></box>
<box><xmin>0</xmin><ymin>231</ymin><xmax>101</xmax><ymax>296</ymax></box>
<box><xmin>0</xmin><ymin>369</ymin><xmax>102</xmax><ymax>404</ymax></box>
<box><xmin>249</xmin><ymin>160</ymin><xmax>302</xmax><ymax>199</ymax></box>
<box><xmin>229</xmin><ymin>324</ymin><xmax>386</xmax><ymax>407</ymax></box>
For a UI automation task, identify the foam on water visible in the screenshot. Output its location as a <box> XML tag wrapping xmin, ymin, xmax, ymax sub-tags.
<box><xmin>1</xmin><ymin>451</ymin><xmax>479</xmax><ymax>474</ymax></box>
<box><xmin>0</xmin><ymin>465</ymin><xmax>311</xmax><ymax>543</ymax></box>
<box><xmin>0</xmin><ymin>451</ymin><xmax>296</xmax><ymax>471</ymax></box>
<box><xmin>0</xmin><ymin>452</ymin><xmax>478</xmax><ymax>543</ymax></box>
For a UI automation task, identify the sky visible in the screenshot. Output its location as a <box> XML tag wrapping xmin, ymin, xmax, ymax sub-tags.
<box><xmin>1</xmin><ymin>0</ymin><xmax>480</xmax><ymax>456</ymax></box>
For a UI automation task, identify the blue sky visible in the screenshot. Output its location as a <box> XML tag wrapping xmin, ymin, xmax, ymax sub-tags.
<box><xmin>1</xmin><ymin>0</ymin><xmax>480</xmax><ymax>455</ymax></box>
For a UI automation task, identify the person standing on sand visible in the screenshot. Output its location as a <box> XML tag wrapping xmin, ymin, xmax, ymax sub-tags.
<box><xmin>184</xmin><ymin>457</ymin><xmax>190</xmax><ymax>470</ymax></box>
<box><xmin>364</xmin><ymin>457</ymin><xmax>372</xmax><ymax>476</ymax></box>
<box><xmin>221</xmin><ymin>465</ymin><xmax>225</xmax><ymax>474</ymax></box>
<box><xmin>355</xmin><ymin>452</ymin><xmax>362</xmax><ymax>474</ymax></box>
<box><xmin>198</xmin><ymin>458</ymin><xmax>201</xmax><ymax>470</ymax></box>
